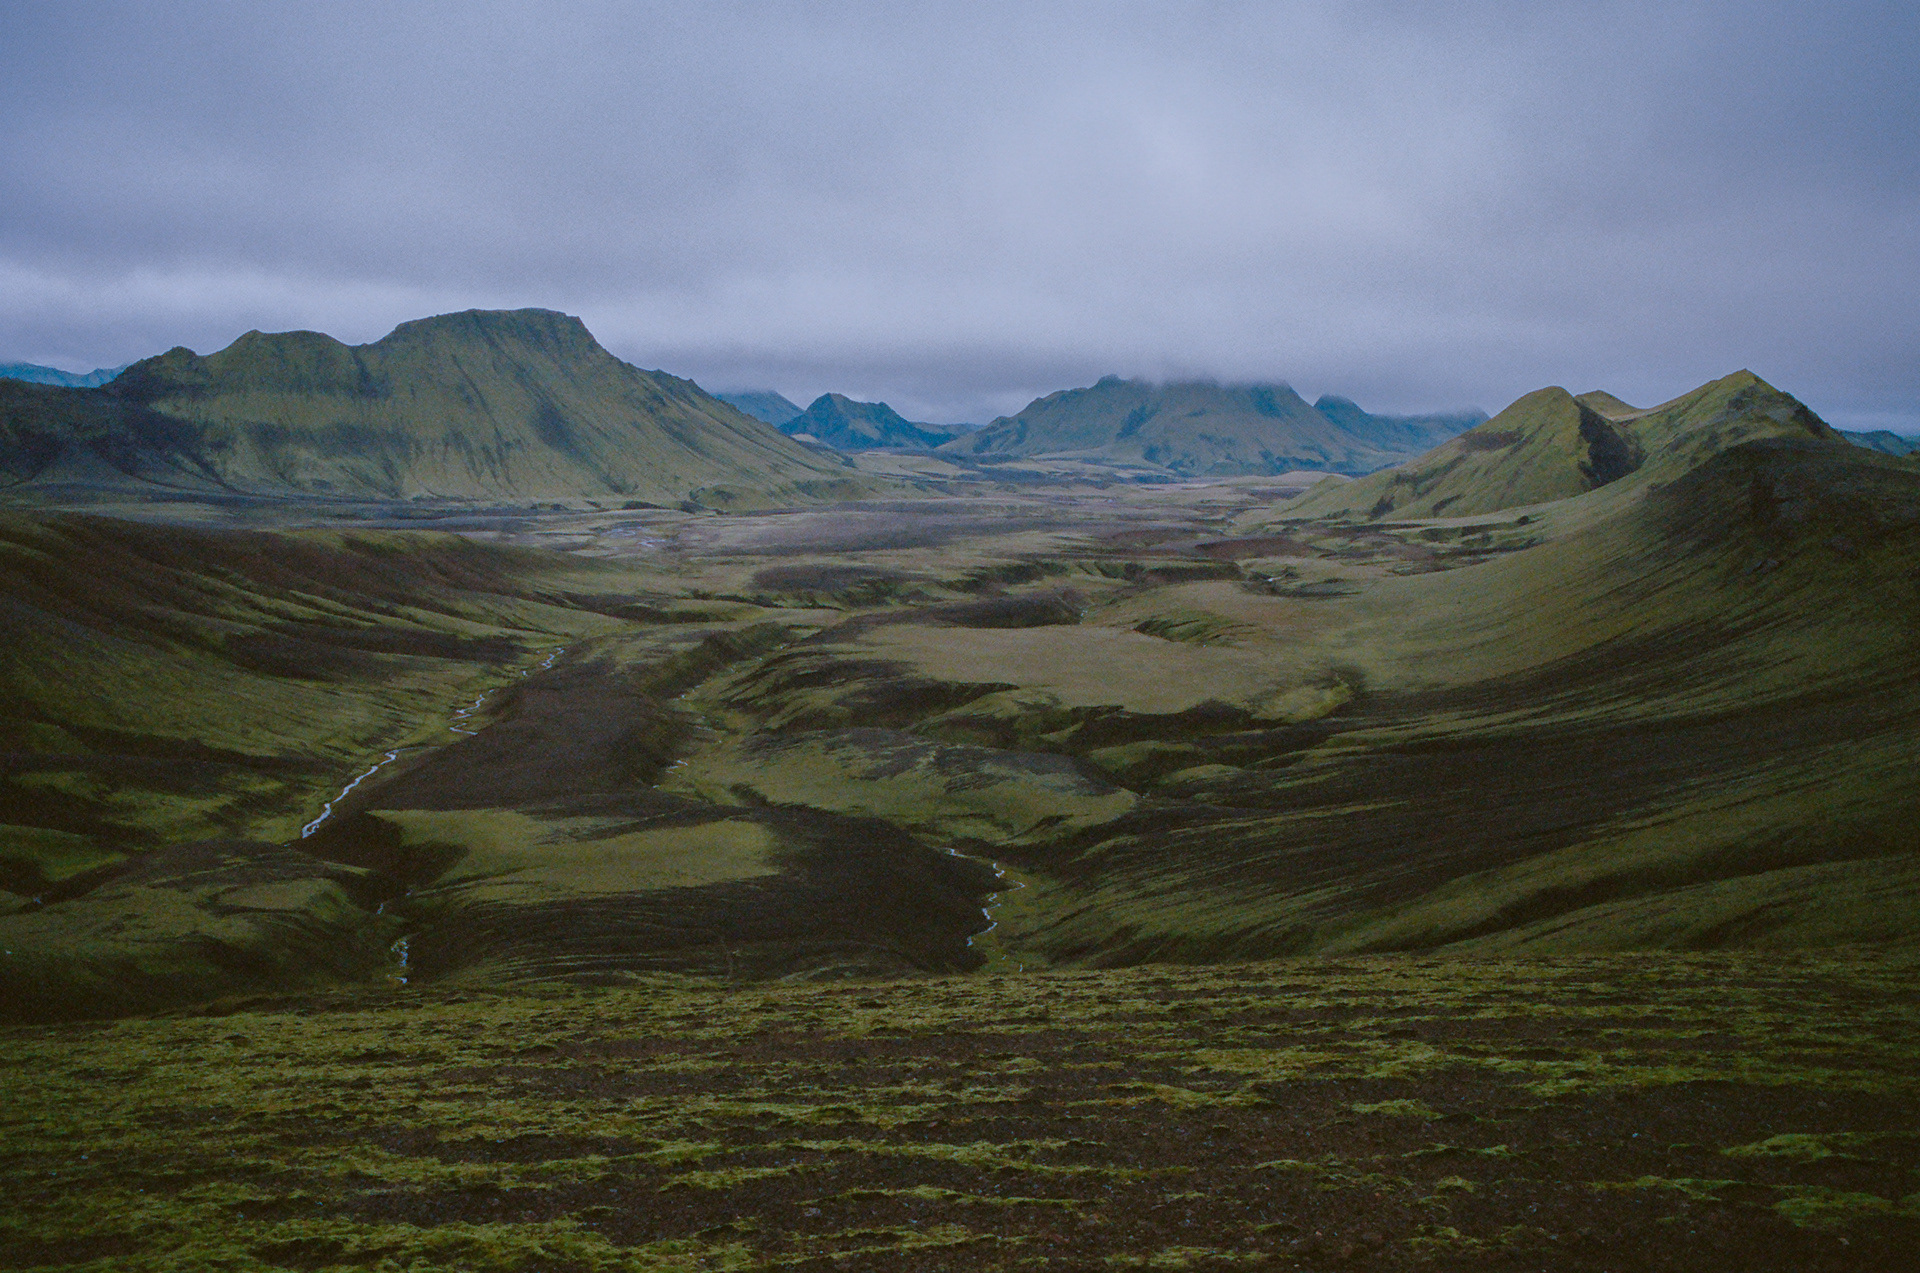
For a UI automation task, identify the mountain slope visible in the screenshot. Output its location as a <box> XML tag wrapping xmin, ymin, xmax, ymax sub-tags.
<box><xmin>783</xmin><ymin>393</ymin><xmax>966</xmax><ymax>450</ymax></box>
<box><xmin>716</xmin><ymin>390</ymin><xmax>804</xmax><ymax>427</ymax></box>
<box><xmin>1287</xmin><ymin>371</ymin><xmax>1841</xmax><ymax>519</ymax></box>
<box><xmin>937</xmin><ymin>377</ymin><xmax>1413</xmax><ymax>476</ymax></box>
<box><xmin>1</xmin><ymin>310</ymin><xmax>862</xmax><ymax>507</ymax></box>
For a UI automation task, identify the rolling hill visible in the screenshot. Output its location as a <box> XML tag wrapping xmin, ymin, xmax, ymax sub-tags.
<box><xmin>937</xmin><ymin>376</ymin><xmax>1471</xmax><ymax>476</ymax></box>
<box><xmin>1285</xmin><ymin>370</ymin><xmax>1841</xmax><ymax>519</ymax></box>
<box><xmin>0</xmin><ymin>310</ymin><xmax>864</xmax><ymax>507</ymax></box>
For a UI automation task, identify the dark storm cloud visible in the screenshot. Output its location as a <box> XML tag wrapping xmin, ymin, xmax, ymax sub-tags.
<box><xmin>2</xmin><ymin>1</ymin><xmax>1916</xmax><ymax>427</ymax></box>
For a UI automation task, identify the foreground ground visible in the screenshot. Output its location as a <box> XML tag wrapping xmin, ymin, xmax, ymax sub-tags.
<box><xmin>4</xmin><ymin>950</ymin><xmax>1917</xmax><ymax>1271</ymax></box>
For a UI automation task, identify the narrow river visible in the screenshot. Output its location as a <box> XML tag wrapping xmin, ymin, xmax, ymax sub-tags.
<box><xmin>296</xmin><ymin>647</ymin><xmax>564</xmax><ymax>987</ymax></box>
<box><xmin>299</xmin><ymin>647</ymin><xmax>564</xmax><ymax>840</ymax></box>
<box><xmin>300</xmin><ymin>642</ymin><xmax>1026</xmax><ymax>984</ymax></box>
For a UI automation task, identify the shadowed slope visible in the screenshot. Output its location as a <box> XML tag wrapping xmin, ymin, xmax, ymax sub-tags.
<box><xmin>1013</xmin><ymin>440</ymin><xmax>1920</xmax><ymax>961</ymax></box>
<box><xmin>0</xmin><ymin>511</ymin><xmax>647</xmax><ymax>874</ymax></box>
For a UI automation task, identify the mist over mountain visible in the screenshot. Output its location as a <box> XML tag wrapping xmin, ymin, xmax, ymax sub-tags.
<box><xmin>937</xmin><ymin>376</ymin><xmax>1452</xmax><ymax>476</ymax></box>
<box><xmin>0</xmin><ymin>362</ymin><xmax>131</xmax><ymax>389</ymax></box>
<box><xmin>0</xmin><ymin>309</ymin><xmax>861</xmax><ymax>507</ymax></box>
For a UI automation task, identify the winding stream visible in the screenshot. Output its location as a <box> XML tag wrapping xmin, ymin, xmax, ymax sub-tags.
<box><xmin>299</xmin><ymin>647</ymin><xmax>564</xmax><ymax>840</ymax></box>
<box><xmin>303</xmin><ymin>642</ymin><xmax>1026</xmax><ymax>984</ymax></box>
<box><xmin>297</xmin><ymin>647</ymin><xmax>565</xmax><ymax>987</ymax></box>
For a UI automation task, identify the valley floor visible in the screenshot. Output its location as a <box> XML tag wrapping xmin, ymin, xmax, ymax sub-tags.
<box><xmin>3</xmin><ymin>950</ymin><xmax>1917</xmax><ymax>1271</ymax></box>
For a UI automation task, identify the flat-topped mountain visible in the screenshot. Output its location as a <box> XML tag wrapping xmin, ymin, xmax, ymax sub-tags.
<box><xmin>1286</xmin><ymin>370</ymin><xmax>1841</xmax><ymax>519</ymax></box>
<box><xmin>782</xmin><ymin>393</ymin><xmax>968</xmax><ymax>450</ymax></box>
<box><xmin>1</xmin><ymin>309</ymin><xmax>859</xmax><ymax>507</ymax></box>
<box><xmin>937</xmin><ymin>376</ymin><xmax>1473</xmax><ymax>476</ymax></box>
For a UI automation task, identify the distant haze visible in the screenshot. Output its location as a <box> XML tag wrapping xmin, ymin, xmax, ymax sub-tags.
<box><xmin>2</xmin><ymin>2</ymin><xmax>1916</xmax><ymax>431</ymax></box>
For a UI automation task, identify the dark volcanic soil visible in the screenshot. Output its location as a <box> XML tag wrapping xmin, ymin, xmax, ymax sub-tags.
<box><xmin>3</xmin><ymin>950</ymin><xmax>1915</xmax><ymax>1271</ymax></box>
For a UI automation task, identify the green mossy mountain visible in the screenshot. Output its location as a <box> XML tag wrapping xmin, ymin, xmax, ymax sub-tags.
<box><xmin>783</xmin><ymin>392</ymin><xmax>969</xmax><ymax>450</ymax></box>
<box><xmin>1287</xmin><ymin>371</ymin><xmax>1841</xmax><ymax>519</ymax></box>
<box><xmin>938</xmin><ymin>376</ymin><xmax>1454</xmax><ymax>476</ymax></box>
<box><xmin>2</xmin><ymin>309</ymin><xmax>864</xmax><ymax>506</ymax></box>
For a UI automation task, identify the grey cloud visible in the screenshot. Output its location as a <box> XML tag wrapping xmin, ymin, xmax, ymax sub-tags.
<box><xmin>2</xmin><ymin>0</ymin><xmax>1915</xmax><ymax>428</ymax></box>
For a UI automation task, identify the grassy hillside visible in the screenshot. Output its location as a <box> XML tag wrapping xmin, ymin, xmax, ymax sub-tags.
<box><xmin>661</xmin><ymin>439</ymin><xmax>1918</xmax><ymax>967</ymax></box>
<box><xmin>0</xmin><ymin>513</ymin><xmax>993</xmax><ymax>1016</ymax></box>
<box><xmin>1</xmin><ymin>310</ymin><xmax>872</xmax><ymax>507</ymax></box>
<box><xmin>1288</xmin><ymin>372</ymin><xmax>1840</xmax><ymax>520</ymax></box>
<box><xmin>939</xmin><ymin>377</ymin><xmax>1414</xmax><ymax>476</ymax></box>
<box><xmin>3</xmin><ymin>414</ymin><xmax>1913</xmax><ymax>1018</ymax></box>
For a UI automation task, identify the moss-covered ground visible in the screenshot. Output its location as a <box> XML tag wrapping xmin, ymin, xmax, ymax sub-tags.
<box><xmin>4</xmin><ymin>950</ymin><xmax>1917</xmax><ymax>1271</ymax></box>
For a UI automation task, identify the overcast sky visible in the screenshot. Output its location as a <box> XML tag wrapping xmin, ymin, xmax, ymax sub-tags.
<box><xmin>3</xmin><ymin>1</ymin><xmax>1916</xmax><ymax>429</ymax></box>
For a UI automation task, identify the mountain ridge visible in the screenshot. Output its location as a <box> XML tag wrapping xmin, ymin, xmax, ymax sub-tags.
<box><xmin>1</xmin><ymin>309</ymin><xmax>866</xmax><ymax>507</ymax></box>
<box><xmin>1284</xmin><ymin>371</ymin><xmax>1842</xmax><ymax>519</ymax></box>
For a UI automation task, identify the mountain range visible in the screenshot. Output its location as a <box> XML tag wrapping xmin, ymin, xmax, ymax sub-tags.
<box><xmin>936</xmin><ymin>375</ymin><xmax>1483</xmax><ymax>476</ymax></box>
<box><xmin>1842</xmin><ymin>428</ymin><xmax>1920</xmax><ymax>457</ymax></box>
<box><xmin>0</xmin><ymin>310</ymin><xmax>860</xmax><ymax>507</ymax></box>
<box><xmin>0</xmin><ymin>362</ymin><xmax>131</xmax><ymax>389</ymax></box>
